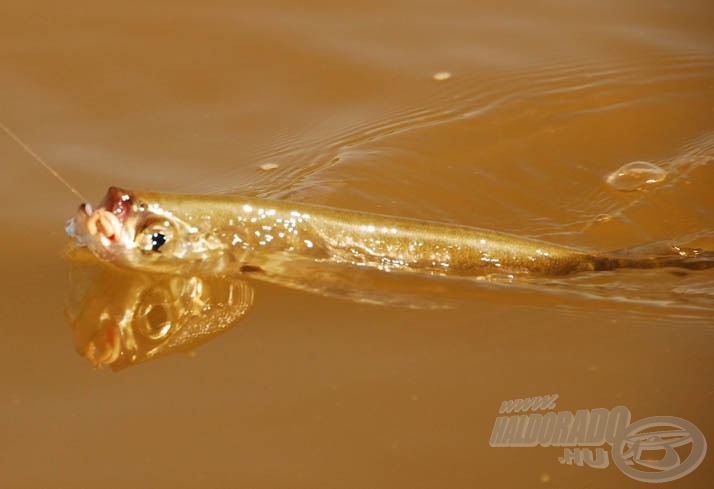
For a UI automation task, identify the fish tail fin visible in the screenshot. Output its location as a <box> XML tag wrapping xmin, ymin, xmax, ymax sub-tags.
<box><xmin>593</xmin><ymin>241</ymin><xmax>714</xmax><ymax>272</ymax></box>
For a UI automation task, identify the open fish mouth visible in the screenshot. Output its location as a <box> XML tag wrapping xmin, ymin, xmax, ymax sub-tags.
<box><xmin>66</xmin><ymin>187</ymin><xmax>136</xmax><ymax>259</ymax></box>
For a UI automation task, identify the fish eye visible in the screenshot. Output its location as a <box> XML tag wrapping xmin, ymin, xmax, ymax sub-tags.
<box><xmin>137</xmin><ymin>220</ymin><xmax>175</xmax><ymax>254</ymax></box>
<box><xmin>151</xmin><ymin>232</ymin><xmax>167</xmax><ymax>252</ymax></box>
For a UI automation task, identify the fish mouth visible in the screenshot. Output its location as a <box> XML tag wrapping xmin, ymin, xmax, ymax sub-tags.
<box><xmin>66</xmin><ymin>187</ymin><xmax>135</xmax><ymax>254</ymax></box>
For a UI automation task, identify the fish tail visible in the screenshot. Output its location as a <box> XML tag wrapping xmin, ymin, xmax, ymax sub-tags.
<box><xmin>592</xmin><ymin>241</ymin><xmax>714</xmax><ymax>272</ymax></box>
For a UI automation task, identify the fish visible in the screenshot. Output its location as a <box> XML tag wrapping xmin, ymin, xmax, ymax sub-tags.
<box><xmin>65</xmin><ymin>186</ymin><xmax>713</xmax><ymax>279</ymax></box>
<box><xmin>1</xmin><ymin>120</ymin><xmax>710</xmax><ymax>281</ymax></box>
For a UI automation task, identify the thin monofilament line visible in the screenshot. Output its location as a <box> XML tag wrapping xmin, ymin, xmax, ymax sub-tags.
<box><xmin>0</xmin><ymin>119</ymin><xmax>86</xmax><ymax>201</ymax></box>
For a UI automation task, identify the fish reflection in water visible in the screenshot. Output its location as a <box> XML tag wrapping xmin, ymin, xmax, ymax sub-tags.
<box><xmin>65</xmin><ymin>246</ymin><xmax>714</xmax><ymax>371</ymax></box>
<box><xmin>63</xmin><ymin>251</ymin><xmax>480</xmax><ymax>370</ymax></box>
<box><xmin>66</xmin><ymin>261</ymin><xmax>254</xmax><ymax>370</ymax></box>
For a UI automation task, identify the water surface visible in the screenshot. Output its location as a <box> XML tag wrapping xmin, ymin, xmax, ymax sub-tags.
<box><xmin>1</xmin><ymin>1</ymin><xmax>712</xmax><ymax>487</ymax></box>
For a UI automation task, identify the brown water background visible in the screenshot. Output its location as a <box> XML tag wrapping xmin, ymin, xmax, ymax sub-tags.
<box><xmin>1</xmin><ymin>0</ymin><xmax>713</xmax><ymax>487</ymax></box>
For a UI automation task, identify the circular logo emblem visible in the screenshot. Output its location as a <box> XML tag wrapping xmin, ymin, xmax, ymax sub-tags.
<box><xmin>612</xmin><ymin>416</ymin><xmax>707</xmax><ymax>482</ymax></box>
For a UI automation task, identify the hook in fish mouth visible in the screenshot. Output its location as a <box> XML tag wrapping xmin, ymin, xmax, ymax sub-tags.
<box><xmin>66</xmin><ymin>187</ymin><xmax>135</xmax><ymax>254</ymax></box>
<box><xmin>85</xmin><ymin>206</ymin><xmax>122</xmax><ymax>241</ymax></box>
<box><xmin>68</xmin><ymin>201</ymin><xmax>121</xmax><ymax>243</ymax></box>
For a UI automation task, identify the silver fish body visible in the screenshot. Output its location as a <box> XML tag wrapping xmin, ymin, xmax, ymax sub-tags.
<box><xmin>66</xmin><ymin>187</ymin><xmax>711</xmax><ymax>278</ymax></box>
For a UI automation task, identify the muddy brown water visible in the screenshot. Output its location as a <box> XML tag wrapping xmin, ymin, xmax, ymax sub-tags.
<box><xmin>1</xmin><ymin>1</ymin><xmax>713</xmax><ymax>487</ymax></box>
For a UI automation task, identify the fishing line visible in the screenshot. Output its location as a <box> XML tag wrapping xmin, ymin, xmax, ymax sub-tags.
<box><xmin>0</xmin><ymin>119</ymin><xmax>86</xmax><ymax>201</ymax></box>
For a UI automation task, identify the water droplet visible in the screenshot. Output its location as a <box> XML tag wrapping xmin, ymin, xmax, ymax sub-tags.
<box><xmin>605</xmin><ymin>161</ymin><xmax>667</xmax><ymax>191</ymax></box>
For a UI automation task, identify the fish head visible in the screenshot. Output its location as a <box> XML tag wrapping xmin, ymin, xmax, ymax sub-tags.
<box><xmin>66</xmin><ymin>187</ymin><xmax>223</xmax><ymax>271</ymax></box>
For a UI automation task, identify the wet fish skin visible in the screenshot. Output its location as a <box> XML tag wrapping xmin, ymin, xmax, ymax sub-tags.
<box><xmin>66</xmin><ymin>187</ymin><xmax>712</xmax><ymax>278</ymax></box>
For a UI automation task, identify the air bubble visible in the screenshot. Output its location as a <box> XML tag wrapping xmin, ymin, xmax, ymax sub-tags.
<box><xmin>605</xmin><ymin>161</ymin><xmax>667</xmax><ymax>191</ymax></box>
